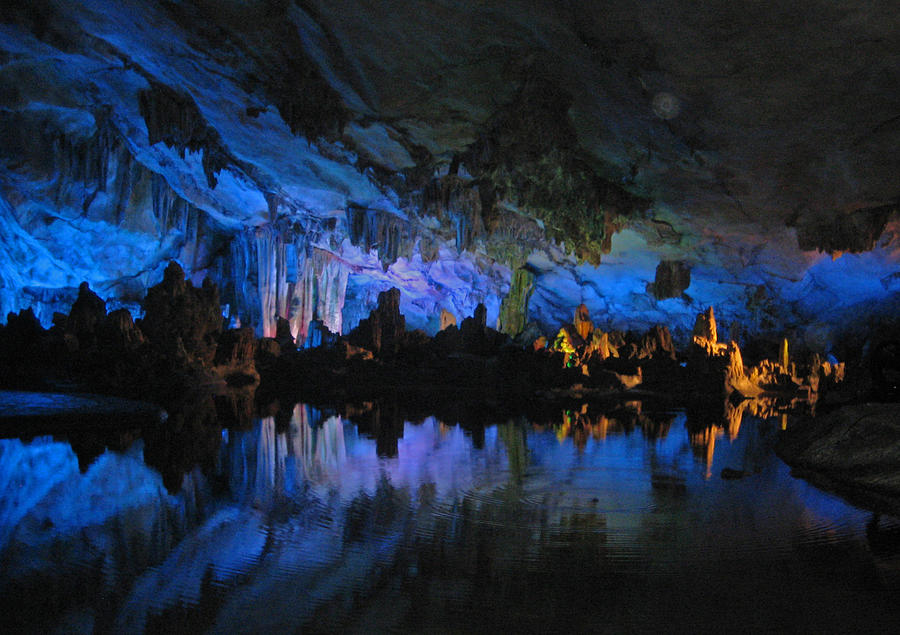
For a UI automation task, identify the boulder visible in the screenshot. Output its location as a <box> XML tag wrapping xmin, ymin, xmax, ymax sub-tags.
<box><xmin>777</xmin><ymin>404</ymin><xmax>900</xmax><ymax>498</ymax></box>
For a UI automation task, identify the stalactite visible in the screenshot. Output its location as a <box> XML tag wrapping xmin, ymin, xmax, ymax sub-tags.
<box><xmin>290</xmin><ymin>250</ymin><xmax>316</xmax><ymax>343</ymax></box>
<box><xmin>289</xmin><ymin>248</ymin><xmax>348</xmax><ymax>342</ymax></box>
<box><xmin>253</xmin><ymin>225</ymin><xmax>291</xmax><ymax>339</ymax></box>
<box><xmin>223</xmin><ymin>223</ymin><xmax>350</xmax><ymax>341</ymax></box>
<box><xmin>422</xmin><ymin>175</ymin><xmax>484</xmax><ymax>253</ymax></box>
<box><xmin>41</xmin><ymin>113</ymin><xmax>126</xmax><ymax>215</ymax></box>
<box><xmin>314</xmin><ymin>250</ymin><xmax>349</xmax><ymax>336</ymax></box>
<box><xmin>227</xmin><ymin>230</ymin><xmax>259</xmax><ymax>330</ymax></box>
<box><xmin>138</xmin><ymin>81</ymin><xmax>230</xmax><ymax>188</ymax></box>
<box><xmin>345</xmin><ymin>204</ymin><xmax>410</xmax><ymax>266</ymax></box>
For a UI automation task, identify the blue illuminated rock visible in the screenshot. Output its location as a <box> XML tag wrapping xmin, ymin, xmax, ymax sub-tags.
<box><xmin>0</xmin><ymin>0</ymin><xmax>898</xmax><ymax>361</ymax></box>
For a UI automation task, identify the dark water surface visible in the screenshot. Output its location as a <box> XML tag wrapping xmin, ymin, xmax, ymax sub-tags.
<box><xmin>1</xmin><ymin>401</ymin><xmax>899</xmax><ymax>633</ymax></box>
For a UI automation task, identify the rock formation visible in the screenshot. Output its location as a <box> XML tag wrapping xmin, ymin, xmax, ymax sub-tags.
<box><xmin>67</xmin><ymin>283</ymin><xmax>107</xmax><ymax>349</ymax></box>
<box><xmin>348</xmin><ymin>288</ymin><xmax>406</xmax><ymax>357</ymax></box>
<box><xmin>2</xmin><ymin>0</ymin><xmax>899</xmax><ymax>358</ymax></box>
<box><xmin>439</xmin><ymin>309</ymin><xmax>457</xmax><ymax>331</ymax></box>
<box><xmin>141</xmin><ymin>262</ymin><xmax>223</xmax><ymax>365</ymax></box>
<box><xmin>649</xmin><ymin>261</ymin><xmax>691</xmax><ymax>300</ymax></box>
<box><xmin>778</xmin><ymin>404</ymin><xmax>900</xmax><ymax>501</ymax></box>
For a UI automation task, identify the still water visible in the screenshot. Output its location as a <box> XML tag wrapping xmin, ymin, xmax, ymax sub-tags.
<box><xmin>1</xmin><ymin>401</ymin><xmax>898</xmax><ymax>633</ymax></box>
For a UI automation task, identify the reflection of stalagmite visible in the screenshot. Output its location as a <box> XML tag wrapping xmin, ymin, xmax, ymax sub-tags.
<box><xmin>689</xmin><ymin>426</ymin><xmax>719</xmax><ymax>479</ymax></box>
<box><xmin>592</xmin><ymin>415</ymin><xmax>610</xmax><ymax>441</ymax></box>
<box><xmin>724</xmin><ymin>400</ymin><xmax>746</xmax><ymax>440</ymax></box>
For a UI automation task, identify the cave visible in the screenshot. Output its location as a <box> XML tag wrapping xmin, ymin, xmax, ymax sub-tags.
<box><xmin>1</xmin><ymin>1</ymin><xmax>899</xmax><ymax>632</ymax></box>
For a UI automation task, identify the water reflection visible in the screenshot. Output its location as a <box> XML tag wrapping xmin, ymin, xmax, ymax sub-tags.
<box><xmin>1</xmin><ymin>401</ymin><xmax>898</xmax><ymax>632</ymax></box>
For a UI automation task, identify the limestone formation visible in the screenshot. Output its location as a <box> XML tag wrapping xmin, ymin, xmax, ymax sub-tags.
<box><xmin>2</xmin><ymin>0</ymin><xmax>899</xmax><ymax>362</ymax></box>
<box><xmin>590</xmin><ymin>330</ymin><xmax>616</xmax><ymax>361</ymax></box>
<box><xmin>574</xmin><ymin>304</ymin><xmax>593</xmax><ymax>341</ymax></box>
<box><xmin>98</xmin><ymin>308</ymin><xmax>145</xmax><ymax>351</ymax></box>
<box><xmin>67</xmin><ymin>282</ymin><xmax>107</xmax><ymax>347</ymax></box>
<box><xmin>693</xmin><ymin>306</ymin><xmax>718</xmax><ymax>347</ymax></box>
<box><xmin>649</xmin><ymin>261</ymin><xmax>691</xmax><ymax>300</ymax></box>
<box><xmin>275</xmin><ymin>317</ymin><xmax>295</xmax><ymax>350</ymax></box>
<box><xmin>140</xmin><ymin>261</ymin><xmax>222</xmax><ymax>364</ymax></box>
<box><xmin>348</xmin><ymin>288</ymin><xmax>406</xmax><ymax>357</ymax></box>
<box><xmin>498</xmin><ymin>268</ymin><xmax>535</xmax><ymax>336</ymax></box>
<box><xmin>213</xmin><ymin>327</ymin><xmax>259</xmax><ymax>385</ymax></box>
<box><xmin>639</xmin><ymin>325</ymin><xmax>676</xmax><ymax>360</ymax></box>
<box><xmin>439</xmin><ymin>309</ymin><xmax>457</xmax><ymax>331</ymax></box>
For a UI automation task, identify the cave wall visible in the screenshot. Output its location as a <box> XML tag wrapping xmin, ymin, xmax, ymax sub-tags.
<box><xmin>1</xmin><ymin>0</ymin><xmax>898</xmax><ymax>354</ymax></box>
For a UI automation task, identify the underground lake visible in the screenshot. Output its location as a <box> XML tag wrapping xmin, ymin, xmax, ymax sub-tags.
<box><xmin>2</xmin><ymin>399</ymin><xmax>899</xmax><ymax>633</ymax></box>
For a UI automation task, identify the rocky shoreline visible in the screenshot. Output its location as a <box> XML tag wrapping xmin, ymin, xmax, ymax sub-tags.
<box><xmin>777</xmin><ymin>403</ymin><xmax>900</xmax><ymax>513</ymax></box>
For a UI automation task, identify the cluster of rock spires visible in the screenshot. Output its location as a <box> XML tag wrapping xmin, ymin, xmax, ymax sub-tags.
<box><xmin>0</xmin><ymin>263</ymin><xmax>850</xmax><ymax>414</ymax></box>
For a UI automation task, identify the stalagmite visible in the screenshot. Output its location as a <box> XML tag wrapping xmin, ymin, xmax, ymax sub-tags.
<box><xmin>498</xmin><ymin>268</ymin><xmax>534</xmax><ymax>336</ymax></box>
<box><xmin>439</xmin><ymin>309</ymin><xmax>457</xmax><ymax>331</ymax></box>
<box><xmin>573</xmin><ymin>303</ymin><xmax>593</xmax><ymax>341</ymax></box>
<box><xmin>693</xmin><ymin>306</ymin><xmax>717</xmax><ymax>344</ymax></box>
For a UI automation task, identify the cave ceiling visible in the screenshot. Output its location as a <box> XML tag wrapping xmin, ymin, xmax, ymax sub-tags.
<box><xmin>1</xmin><ymin>0</ymin><xmax>899</xmax><ymax>343</ymax></box>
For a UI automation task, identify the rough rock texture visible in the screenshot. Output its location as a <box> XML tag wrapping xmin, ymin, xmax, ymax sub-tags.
<box><xmin>348</xmin><ymin>288</ymin><xmax>406</xmax><ymax>357</ymax></box>
<box><xmin>573</xmin><ymin>304</ymin><xmax>593</xmax><ymax>341</ymax></box>
<box><xmin>497</xmin><ymin>268</ymin><xmax>534</xmax><ymax>336</ymax></box>
<box><xmin>439</xmin><ymin>309</ymin><xmax>457</xmax><ymax>332</ymax></box>
<box><xmin>213</xmin><ymin>327</ymin><xmax>258</xmax><ymax>383</ymax></box>
<box><xmin>639</xmin><ymin>325</ymin><xmax>676</xmax><ymax>361</ymax></box>
<box><xmin>67</xmin><ymin>282</ymin><xmax>106</xmax><ymax>347</ymax></box>
<box><xmin>778</xmin><ymin>404</ymin><xmax>900</xmax><ymax>498</ymax></box>
<box><xmin>649</xmin><ymin>261</ymin><xmax>691</xmax><ymax>300</ymax></box>
<box><xmin>693</xmin><ymin>307</ymin><xmax>718</xmax><ymax>346</ymax></box>
<box><xmin>140</xmin><ymin>262</ymin><xmax>222</xmax><ymax>364</ymax></box>
<box><xmin>97</xmin><ymin>308</ymin><xmax>145</xmax><ymax>351</ymax></box>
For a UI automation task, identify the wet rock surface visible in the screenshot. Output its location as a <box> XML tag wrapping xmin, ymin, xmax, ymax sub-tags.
<box><xmin>777</xmin><ymin>404</ymin><xmax>900</xmax><ymax>500</ymax></box>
